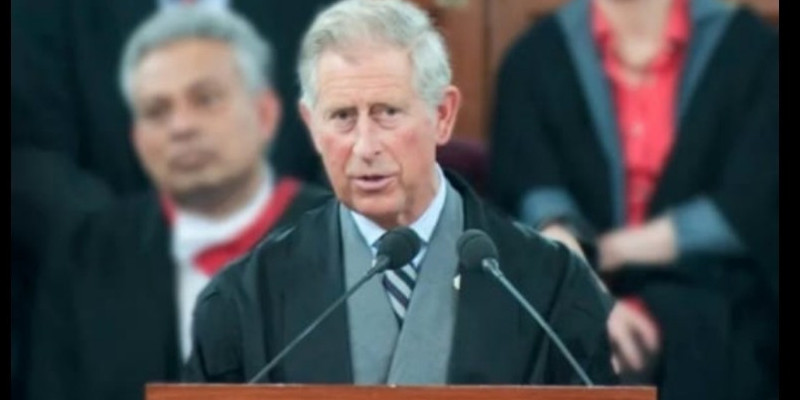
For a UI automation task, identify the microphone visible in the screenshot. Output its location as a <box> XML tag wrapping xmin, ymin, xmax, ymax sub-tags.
<box><xmin>248</xmin><ymin>226</ymin><xmax>421</xmax><ymax>383</ymax></box>
<box><xmin>456</xmin><ymin>229</ymin><xmax>594</xmax><ymax>386</ymax></box>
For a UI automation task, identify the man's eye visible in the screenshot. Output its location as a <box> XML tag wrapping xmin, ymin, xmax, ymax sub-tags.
<box><xmin>194</xmin><ymin>90</ymin><xmax>222</xmax><ymax>108</ymax></box>
<box><xmin>374</xmin><ymin>105</ymin><xmax>402</xmax><ymax>125</ymax></box>
<box><xmin>332</xmin><ymin>110</ymin><xmax>353</xmax><ymax>120</ymax></box>
<box><xmin>141</xmin><ymin>104</ymin><xmax>169</xmax><ymax>122</ymax></box>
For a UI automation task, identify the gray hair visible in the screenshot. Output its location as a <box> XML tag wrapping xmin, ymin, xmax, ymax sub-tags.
<box><xmin>298</xmin><ymin>0</ymin><xmax>452</xmax><ymax>109</ymax></box>
<box><xmin>119</xmin><ymin>5</ymin><xmax>273</xmax><ymax>106</ymax></box>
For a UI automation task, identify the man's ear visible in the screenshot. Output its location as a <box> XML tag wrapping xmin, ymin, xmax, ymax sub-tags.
<box><xmin>130</xmin><ymin>125</ymin><xmax>145</xmax><ymax>161</ymax></box>
<box><xmin>256</xmin><ymin>90</ymin><xmax>282</xmax><ymax>144</ymax></box>
<box><xmin>434</xmin><ymin>85</ymin><xmax>461</xmax><ymax>146</ymax></box>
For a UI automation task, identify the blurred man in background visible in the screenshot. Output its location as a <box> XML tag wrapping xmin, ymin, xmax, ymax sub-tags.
<box><xmin>24</xmin><ymin>7</ymin><xmax>329</xmax><ymax>400</ymax></box>
<box><xmin>11</xmin><ymin>1</ymin><xmax>334</xmax><ymax>398</ymax></box>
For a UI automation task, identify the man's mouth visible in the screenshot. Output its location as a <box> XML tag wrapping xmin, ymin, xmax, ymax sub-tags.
<box><xmin>352</xmin><ymin>174</ymin><xmax>394</xmax><ymax>191</ymax></box>
<box><xmin>170</xmin><ymin>150</ymin><xmax>212</xmax><ymax>171</ymax></box>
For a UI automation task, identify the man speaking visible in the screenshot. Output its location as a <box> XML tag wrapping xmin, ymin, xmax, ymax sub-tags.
<box><xmin>185</xmin><ymin>0</ymin><xmax>616</xmax><ymax>386</ymax></box>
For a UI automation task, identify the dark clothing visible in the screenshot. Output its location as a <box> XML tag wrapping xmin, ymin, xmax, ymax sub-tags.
<box><xmin>184</xmin><ymin>173</ymin><xmax>618</xmax><ymax>386</ymax></box>
<box><xmin>24</xmin><ymin>182</ymin><xmax>331</xmax><ymax>400</ymax></box>
<box><xmin>11</xmin><ymin>148</ymin><xmax>115</xmax><ymax>400</ymax></box>
<box><xmin>488</xmin><ymin>2</ymin><xmax>778</xmax><ymax>400</ymax></box>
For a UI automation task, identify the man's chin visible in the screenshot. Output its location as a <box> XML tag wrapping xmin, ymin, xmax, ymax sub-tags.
<box><xmin>348</xmin><ymin>199</ymin><xmax>404</xmax><ymax>228</ymax></box>
<box><xmin>166</xmin><ymin>180</ymin><xmax>220</xmax><ymax>202</ymax></box>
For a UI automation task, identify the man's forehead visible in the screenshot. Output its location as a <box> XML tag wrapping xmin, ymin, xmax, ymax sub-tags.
<box><xmin>133</xmin><ymin>39</ymin><xmax>238</xmax><ymax>94</ymax></box>
<box><xmin>139</xmin><ymin>38</ymin><xmax>234</xmax><ymax>69</ymax></box>
<box><xmin>322</xmin><ymin>40</ymin><xmax>409</xmax><ymax>62</ymax></box>
<box><xmin>315</xmin><ymin>80</ymin><xmax>413</xmax><ymax>110</ymax></box>
<box><xmin>315</xmin><ymin>48</ymin><xmax>415</xmax><ymax>101</ymax></box>
<box><xmin>316</xmin><ymin>45</ymin><xmax>412</xmax><ymax>77</ymax></box>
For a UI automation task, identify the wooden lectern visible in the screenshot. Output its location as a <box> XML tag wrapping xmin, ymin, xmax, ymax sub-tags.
<box><xmin>147</xmin><ymin>384</ymin><xmax>655</xmax><ymax>400</ymax></box>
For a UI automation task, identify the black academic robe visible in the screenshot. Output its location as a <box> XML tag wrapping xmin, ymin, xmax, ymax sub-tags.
<box><xmin>24</xmin><ymin>181</ymin><xmax>331</xmax><ymax>400</ymax></box>
<box><xmin>185</xmin><ymin>173</ymin><xmax>618</xmax><ymax>386</ymax></box>
<box><xmin>488</xmin><ymin>4</ymin><xmax>777</xmax><ymax>400</ymax></box>
<box><xmin>11</xmin><ymin>148</ymin><xmax>115</xmax><ymax>400</ymax></box>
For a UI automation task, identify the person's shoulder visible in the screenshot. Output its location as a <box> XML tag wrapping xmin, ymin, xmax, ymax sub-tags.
<box><xmin>480</xmin><ymin>200</ymin><xmax>539</xmax><ymax>240</ymax></box>
<box><xmin>277</xmin><ymin>177</ymin><xmax>334</xmax><ymax>218</ymax></box>
<box><xmin>699</xmin><ymin>6</ymin><xmax>777</xmax><ymax>85</ymax></box>
<box><xmin>481</xmin><ymin>201</ymin><xmax>577</xmax><ymax>261</ymax></box>
<box><xmin>509</xmin><ymin>5</ymin><xmax>567</xmax><ymax>48</ymax></box>
<box><xmin>86</xmin><ymin>190</ymin><xmax>159</xmax><ymax>221</ymax></box>
<box><xmin>198</xmin><ymin>225</ymin><xmax>293</xmax><ymax>301</ymax></box>
<box><xmin>295</xmin><ymin>179</ymin><xmax>334</xmax><ymax>202</ymax></box>
<box><xmin>718</xmin><ymin>6</ymin><xmax>778</xmax><ymax>57</ymax></box>
<box><xmin>453</xmin><ymin>173</ymin><xmax>576</xmax><ymax>262</ymax></box>
<box><xmin>78</xmin><ymin>191</ymin><xmax>163</xmax><ymax>240</ymax></box>
<box><xmin>481</xmin><ymin>199</ymin><xmax>611</xmax><ymax>308</ymax></box>
<box><xmin>496</xmin><ymin>10</ymin><xmax>572</xmax><ymax>87</ymax></box>
<box><xmin>198</xmin><ymin>201</ymin><xmax>334</xmax><ymax>303</ymax></box>
<box><xmin>502</xmin><ymin>13</ymin><xmax>564</xmax><ymax>63</ymax></box>
<box><xmin>261</xmin><ymin>192</ymin><xmax>335</xmax><ymax>251</ymax></box>
<box><xmin>729</xmin><ymin>6</ymin><xmax>778</xmax><ymax>38</ymax></box>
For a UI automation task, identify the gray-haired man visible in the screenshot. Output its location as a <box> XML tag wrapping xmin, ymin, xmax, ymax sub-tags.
<box><xmin>186</xmin><ymin>0</ymin><xmax>617</xmax><ymax>386</ymax></box>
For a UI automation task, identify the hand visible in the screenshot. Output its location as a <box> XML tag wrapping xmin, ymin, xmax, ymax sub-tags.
<box><xmin>608</xmin><ymin>300</ymin><xmax>660</xmax><ymax>374</ymax></box>
<box><xmin>598</xmin><ymin>216</ymin><xmax>677</xmax><ymax>272</ymax></box>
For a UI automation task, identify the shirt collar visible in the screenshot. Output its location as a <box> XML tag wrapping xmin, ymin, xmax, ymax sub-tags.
<box><xmin>592</xmin><ymin>0</ymin><xmax>614</xmax><ymax>49</ymax></box>
<box><xmin>664</xmin><ymin>0</ymin><xmax>691</xmax><ymax>46</ymax></box>
<box><xmin>350</xmin><ymin>165</ymin><xmax>448</xmax><ymax>252</ymax></box>
<box><xmin>169</xmin><ymin>164</ymin><xmax>273</xmax><ymax>243</ymax></box>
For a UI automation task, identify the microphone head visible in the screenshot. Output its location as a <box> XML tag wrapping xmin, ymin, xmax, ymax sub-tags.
<box><xmin>376</xmin><ymin>227</ymin><xmax>422</xmax><ymax>271</ymax></box>
<box><xmin>456</xmin><ymin>229</ymin><xmax>498</xmax><ymax>273</ymax></box>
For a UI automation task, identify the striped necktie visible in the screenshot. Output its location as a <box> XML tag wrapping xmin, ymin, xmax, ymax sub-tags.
<box><xmin>382</xmin><ymin>260</ymin><xmax>419</xmax><ymax>325</ymax></box>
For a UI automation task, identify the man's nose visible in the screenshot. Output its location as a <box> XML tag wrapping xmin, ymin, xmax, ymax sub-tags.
<box><xmin>167</xmin><ymin>105</ymin><xmax>201</xmax><ymax>141</ymax></box>
<box><xmin>352</xmin><ymin>117</ymin><xmax>382</xmax><ymax>159</ymax></box>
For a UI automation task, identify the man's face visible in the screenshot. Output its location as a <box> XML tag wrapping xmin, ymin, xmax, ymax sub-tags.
<box><xmin>131</xmin><ymin>38</ymin><xmax>280</xmax><ymax>201</ymax></box>
<box><xmin>301</xmin><ymin>45</ymin><xmax>460</xmax><ymax>228</ymax></box>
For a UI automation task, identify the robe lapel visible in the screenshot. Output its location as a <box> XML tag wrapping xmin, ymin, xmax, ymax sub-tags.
<box><xmin>279</xmin><ymin>202</ymin><xmax>353</xmax><ymax>383</ymax></box>
<box><xmin>447</xmin><ymin>174</ymin><xmax>530</xmax><ymax>383</ymax></box>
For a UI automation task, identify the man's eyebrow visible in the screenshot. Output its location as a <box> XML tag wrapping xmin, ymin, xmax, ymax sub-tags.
<box><xmin>188</xmin><ymin>78</ymin><xmax>223</xmax><ymax>92</ymax></box>
<box><xmin>322</xmin><ymin>104</ymin><xmax>355</xmax><ymax>114</ymax></box>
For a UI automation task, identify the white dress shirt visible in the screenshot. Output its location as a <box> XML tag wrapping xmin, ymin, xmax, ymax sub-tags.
<box><xmin>170</xmin><ymin>169</ymin><xmax>273</xmax><ymax>361</ymax></box>
<box><xmin>350</xmin><ymin>165</ymin><xmax>448</xmax><ymax>265</ymax></box>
